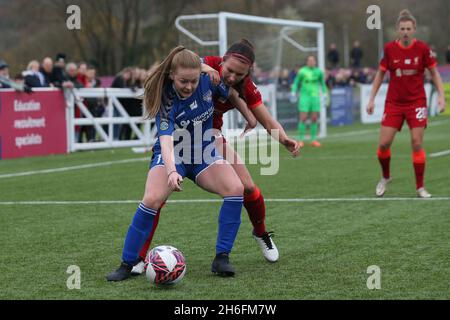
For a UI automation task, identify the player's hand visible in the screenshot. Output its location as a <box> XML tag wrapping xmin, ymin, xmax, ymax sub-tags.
<box><xmin>289</xmin><ymin>92</ymin><xmax>297</xmax><ymax>104</ymax></box>
<box><xmin>168</xmin><ymin>171</ymin><xmax>183</xmax><ymax>192</ymax></box>
<box><xmin>239</xmin><ymin>122</ymin><xmax>256</xmax><ymax>138</ymax></box>
<box><xmin>283</xmin><ymin>137</ymin><xmax>301</xmax><ymax>158</ymax></box>
<box><xmin>438</xmin><ymin>95</ymin><xmax>446</xmax><ymax>114</ymax></box>
<box><xmin>202</xmin><ymin>65</ymin><xmax>220</xmax><ymax>86</ymax></box>
<box><xmin>366</xmin><ymin>100</ymin><xmax>375</xmax><ymax>115</ymax></box>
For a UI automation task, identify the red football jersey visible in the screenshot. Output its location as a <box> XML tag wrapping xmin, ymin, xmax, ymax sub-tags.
<box><xmin>380</xmin><ymin>39</ymin><xmax>437</xmax><ymax>107</ymax></box>
<box><xmin>202</xmin><ymin>56</ymin><xmax>263</xmax><ymax>129</ymax></box>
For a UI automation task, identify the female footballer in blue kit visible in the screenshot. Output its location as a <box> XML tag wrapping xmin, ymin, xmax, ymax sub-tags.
<box><xmin>106</xmin><ymin>46</ymin><xmax>257</xmax><ymax>281</ymax></box>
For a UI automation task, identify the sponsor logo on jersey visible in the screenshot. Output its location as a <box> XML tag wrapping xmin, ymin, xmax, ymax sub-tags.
<box><xmin>402</xmin><ymin>69</ymin><xmax>418</xmax><ymax>76</ymax></box>
<box><xmin>394</xmin><ymin>59</ymin><xmax>400</xmax><ymax>64</ymax></box>
<box><xmin>395</xmin><ymin>69</ymin><xmax>402</xmax><ymax>77</ymax></box>
<box><xmin>175</xmin><ymin>119</ymin><xmax>190</xmax><ymax>129</ymax></box>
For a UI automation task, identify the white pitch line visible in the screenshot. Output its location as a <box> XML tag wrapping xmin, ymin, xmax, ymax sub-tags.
<box><xmin>323</xmin><ymin>118</ymin><xmax>450</xmax><ymax>140</ymax></box>
<box><xmin>0</xmin><ymin>157</ymin><xmax>149</xmax><ymax>179</ymax></box>
<box><xmin>1</xmin><ymin>197</ymin><xmax>450</xmax><ymax>205</ymax></box>
<box><xmin>430</xmin><ymin>150</ymin><xmax>450</xmax><ymax>158</ymax></box>
<box><xmin>1</xmin><ymin>119</ymin><xmax>449</xmax><ymax>179</ymax></box>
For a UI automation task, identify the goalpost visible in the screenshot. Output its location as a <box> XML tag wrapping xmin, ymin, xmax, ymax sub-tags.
<box><xmin>175</xmin><ymin>11</ymin><xmax>327</xmax><ymax>138</ymax></box>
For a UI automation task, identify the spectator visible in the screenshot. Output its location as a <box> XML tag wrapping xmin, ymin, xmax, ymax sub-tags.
<box><xmin>40</xmin><ymin>57</ymin><xmax>55</xmax><ymax>87</ymax></box>
<box><xmin>118</xmin><ymin>67</ymin><xmax>143</xmax><ymax>140</ymax></box>
<box><xmin>77</xmin><ymin>62</ymin><xmax>88</xmax><ymax>87</ymax></box>
<box><xmin>288</xmin><ymin>64</ymin><xmax>301</xmax><ymax>85</ymax></box>
<box><xmin>52</xmin><ymin>53</ymin><xmax>73</xmax><ymax>88</ymax></box>
<box><xmin>446</xmin><ymin>45</ymin><xmax>450</xmax><ymax>64</ymax></box>
<box><xmin>65</xmin><ymin>62</ymin><xmax>83</xmax><ymax>88</ymax></box>
<box><xmin>350</xmin><ymin>69</ymin><xmax>367</xmax><ymax>85</ymax></box>
<box><xmin>327</xmin><ymin>43</ymin><xmax>340</xmax><ymax>69</ymax></box>
<box><xmin>325</xmin><ymin>70</ymin><xmax>336</xmax><ymax>89</ymax></box>
<box><xmin>13</xmin><ymin>73</ymin><xmax>25</xmax><ymax>86</ymax></box>
<box><xmin>278</xmin><ymin>68</ymin><xmax>290</xmax><ymax>90</ymax></box>
<box><xmin>79</xmin><ymin>65</ymin><xmax>104</xmax><ymax>142</ymax></box>
<box><xmin>23</xmin><ymin>60</ymin><xmax>48</xmax><ymax>87</ymax></box>
<box><xmin>0</xmin><ymin>59</ymin><xmax>11</xmax><ymax>88</ymax></box>
<box><xmin>111</xmin><ymin>67</ymin><xmax>134</xmax><ymax>140</ymax></box>
<box><xmin>350</xmin><ymin>41</ymin><xmax>363</xmax><ymax>68</ymax></box>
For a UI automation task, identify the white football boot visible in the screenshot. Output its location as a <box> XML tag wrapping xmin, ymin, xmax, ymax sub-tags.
<box><xmin>416</xmin><ymin>187</ymin><xmax>431</xmax><ymax>198</ymax></box>
<box><xmin>253</xmin><ymin>231</ymin><xmax>279</xmax><ymax>262</ymax></box>
<box><xmin>131</xmin><ymin>260</ymin><xmax>146</xmax><ymax>275</ymax></box>
<box><xmin>375</xmin><ymin>177</ymin><xmax>392</xmax><ymax>197</ymax></box>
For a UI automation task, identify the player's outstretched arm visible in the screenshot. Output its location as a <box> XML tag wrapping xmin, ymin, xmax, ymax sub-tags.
<box><xmin>429</xmin><ymin>67</ymin><xmax>446</xmax><ymax>113</ymax></box>
<box><xmin>366</xmin><ymin>69</ymin><xmax>386</xmax><ymax>115</ymax></box>
<box><xmin>160</xmin><ymin>135</ymin><xmax>183</xmax><ymax>191</ymax></box>
<box><xmin>228</xmin><ymin>87</ymin><xmax>257</xmax><ymax>137</ymax></box>
<box><xmin>252</xmin><ymin>104</ymin><xmax>300</xmax><ymax>157</ymax></box>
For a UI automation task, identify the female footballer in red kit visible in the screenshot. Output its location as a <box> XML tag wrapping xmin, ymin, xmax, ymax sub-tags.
<box><xmin>131</xmin><ymin>40</ymin><xmax>301</xmax><ymax>274</ymax></box>
<box><xmin>366</xmin><ymin>10</ymin><xmax>446</xmax><ymax>198</ymax></box>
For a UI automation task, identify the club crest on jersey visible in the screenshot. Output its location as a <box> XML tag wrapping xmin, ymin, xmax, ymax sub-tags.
<box><xmin>189</xmin><ymin>100</ymin><xmax>198</xmax><ymax>110</ymax></box>
<box><xmin>160</xmin><ymin>120</ymin><xmax>169</xmax><ymax>131</ymax></box>
<box><xmin>203</xmin><ymin>90</ymin><xmax>212</xmax><ymax>103</ymax></box>
<box><xmin>414</xmin><ymin>57</ymin><xmax>419</xmax><ymax>65</ymax></box>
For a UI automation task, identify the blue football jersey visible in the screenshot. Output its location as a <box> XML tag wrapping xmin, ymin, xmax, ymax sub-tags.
<box><xmin>153</xmin><ymin>73</ymin><xmax>230</xmax><ymax>160</ymax></box>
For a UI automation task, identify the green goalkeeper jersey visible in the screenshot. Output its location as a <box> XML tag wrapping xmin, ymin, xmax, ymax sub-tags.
<box><xmin>291</xmin><ymin>66</ymin><xmax>327</xmax><ymax>98</ymax></box>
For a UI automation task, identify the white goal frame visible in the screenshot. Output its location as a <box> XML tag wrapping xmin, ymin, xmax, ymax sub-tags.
<box><xmin>175</xmin><ymin>11</ymin><xmax>327</xmax><ymax>138</ymax></box>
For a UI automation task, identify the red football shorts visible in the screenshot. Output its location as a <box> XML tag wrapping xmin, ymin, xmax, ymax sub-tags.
<box><xmin>381</xmin><ymin>102</ymin><xmax>428</xmax><ymax>131</ymax></box>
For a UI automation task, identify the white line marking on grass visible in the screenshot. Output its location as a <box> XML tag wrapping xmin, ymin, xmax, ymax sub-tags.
<box><xmin>430</xmin><ymin>150</ymin><xmax>450</xmax><ymax>158</ymax></box>
<box><xmin>1</xmin><ymin>197</ymin><xmax>450</xmax><ymax>205</ymax></box>
<box><xmin>322</xmin><ymin>118</ymin><xmax>450</xmax><ymax>140</ymax></box>
<box><xmin>0</xmin><ymin>157</ymin><xmax>149</xmax><ymax>179</ymax></box>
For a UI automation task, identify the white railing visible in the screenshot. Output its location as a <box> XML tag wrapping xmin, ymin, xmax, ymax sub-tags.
<box><xmin>65</xmin><ymin>88</ymin><xmax>156</xmax><ymax>152</ymax></box>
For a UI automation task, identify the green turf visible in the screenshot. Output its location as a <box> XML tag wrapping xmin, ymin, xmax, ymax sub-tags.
<box><xmin>0</xmin><ymin>118</ymin><xmax>449</xmax><ymax>299</ymax></box>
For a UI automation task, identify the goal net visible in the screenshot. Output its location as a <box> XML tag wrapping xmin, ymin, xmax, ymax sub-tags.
<box><xmin>175</xmin><ymin>12</ymin><xmax>326</xmax><ymax>138</ymax></box>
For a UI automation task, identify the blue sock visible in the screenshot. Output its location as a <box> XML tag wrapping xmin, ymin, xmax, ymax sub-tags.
<box><xmin>122</xmin><ymin>202</ymin><xmax>157</xmax><ymax>265</ymax></box>
<box><xmin>216</xmin><ymin>196</ymin><xmax>243</xmax><ymax>255</ymax></box>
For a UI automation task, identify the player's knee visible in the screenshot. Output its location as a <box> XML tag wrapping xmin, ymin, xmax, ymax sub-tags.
<box><xmin>222</xmin><ymin>180</ymin><xmax>244</xmax><ymax>197</ymax></box>
<box><xmin>411</xmin><ymin>141</ymin><xmax>422</xmax><ymax>152</ymax></box>
<box><xmin>378</xmin><ymin>142</ymin><xmax>391</xmax><ymax>151</ymax></box>
<box><xmin>243</xmin><ymin>182</ymin><xmax>256</xmax><ymax>195</ymax></box>
<box><xmin>141</xmin><ymin>195</ymin><xmax>164</xmax><ymax>210</ymax></box>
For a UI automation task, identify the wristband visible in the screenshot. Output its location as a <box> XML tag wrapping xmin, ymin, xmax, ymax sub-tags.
<box><xmin>168</xmin><ymin>170</ymin><xmax>178</xmax><ymax>177</ymax></box>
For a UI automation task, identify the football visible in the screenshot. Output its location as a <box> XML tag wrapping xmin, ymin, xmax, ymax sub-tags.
<box><xmin>145</xmin><ymin>245</ymin><xmax>186</xmax><ymax>285</ymax></box>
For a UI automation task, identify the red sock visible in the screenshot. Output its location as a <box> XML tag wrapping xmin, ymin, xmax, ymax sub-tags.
<box><xmin>412</xmin><ymin>149</ymin><xmax>426</xmax><ymax>189</ymax></box>
<box><xmin>138</xmin><ymin>202</ymin><xmax>164</xmax><ymax>259</ymax></box>
<box><xmin>377</xmin><ymin>147</ymin><xmax>391</xmax><ymax>179</ymax></box>
<box><xmin>244</xmin><ymin>186</ymin><xmax>266</xmax><ymax>237</ymax></box>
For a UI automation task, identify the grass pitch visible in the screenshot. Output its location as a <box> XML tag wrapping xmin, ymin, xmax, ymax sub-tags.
<box><xmin>0</xmin><ymin>118</ymin><xmax>449</xmax><ymax>299</ymax></box>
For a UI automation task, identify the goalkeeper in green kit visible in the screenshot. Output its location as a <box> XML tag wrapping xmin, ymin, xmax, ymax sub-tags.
<box><xmin>290</xmin><ymin>55</ymin><xmax>329</xmax><ymax>147</ymax></box>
